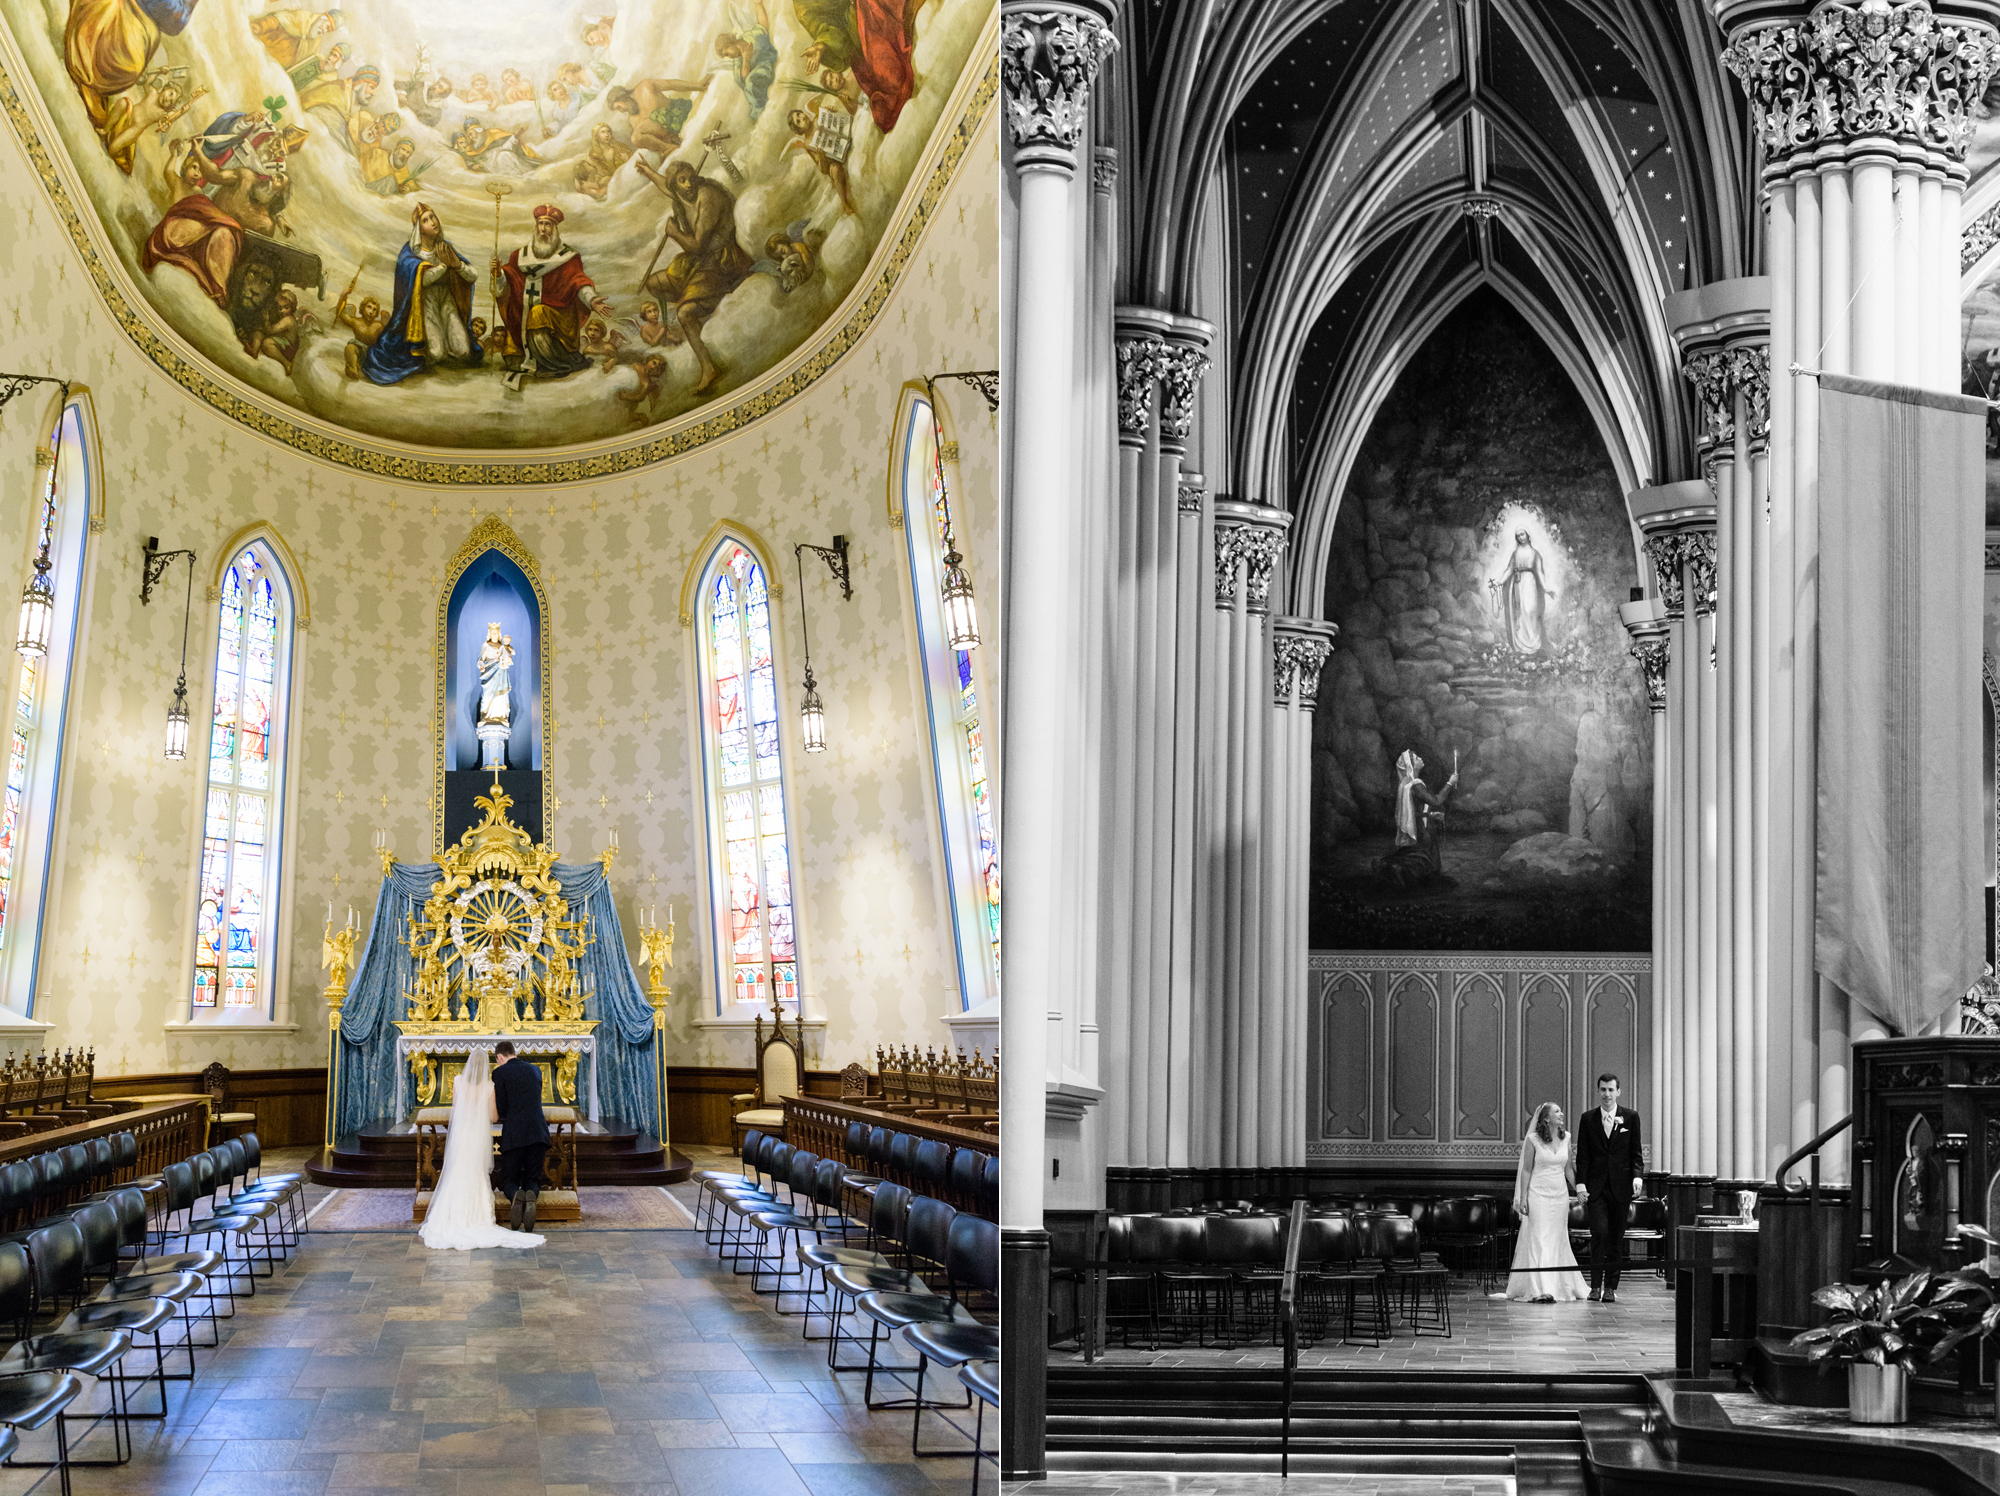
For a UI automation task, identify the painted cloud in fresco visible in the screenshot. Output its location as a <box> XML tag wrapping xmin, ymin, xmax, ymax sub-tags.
<box><xmin>2</xmin><ymin>0</ymin><xmax>989</xmax><ymax>450</ymax></box>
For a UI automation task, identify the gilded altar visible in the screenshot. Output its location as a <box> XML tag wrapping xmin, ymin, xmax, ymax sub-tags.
<box><xmin>392</xmin><ymin>780</ymin><xmax>601</xmax><ymax>1118</ymax></box>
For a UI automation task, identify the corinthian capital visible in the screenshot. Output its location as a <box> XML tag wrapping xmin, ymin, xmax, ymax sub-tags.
<box><xmin>1721</xmin><ymin>3</ymin><xmax>2000</xmax><ymax>163</ymax></box>
<box><xmin>1114</xmin><ymin>334</ymin><xmax>1164</xmax><ymax>441</ymax></box>
<box><xmin>1643</xmin><ymin>530</ymin><xmax>1718</xmax><ymax>619</ymax></box>
<box><xmin>1681</xmin><ymin>344</ymin><xmax>1771</xmax><ymax>450</ymax></box>
<box><xmin>1629</xmin><ymin>636</ymin><xmax>1670</xmax><ymax>713</ymax></box>
<box><xmin>1273</xmin><ymin>622</ymin><xmax>1339</xmax><ymax>709</ymax></box>
<box><xmin>1213</xmin><ymin>502</ymin><xmax>1293</xmax><ymax>611</ymax></box>
<box><xmin>1156</xmin><ymin>346</ymin><xmax>1211</xmax><ymax>449</ymax></box>
<box><xmin>1002</xmin><ymin>8</ymin><xmax>1119</xmax><ymax>167</ymax></box>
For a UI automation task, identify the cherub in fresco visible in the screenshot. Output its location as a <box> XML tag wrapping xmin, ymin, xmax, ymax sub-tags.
<box><xmin>544</xmin><ymin>81</ymin><xmax>580</xmax><ymax>136</ymax></box>
<box><xmin>553</xmin><ymin>63</ymin><xmax>598</xmax><ymax>107</ymax></box>
<box><xmin>624</xmin><ymin>300</ymin><xmax>673</xmax><ymax>349</ymax></box>
<box><xmin>755</xmin><ymin>219</ymin><xmax>822</xmax><ymax>292</ymax></box>
<box><xmin>104</xmin><ymin>70</ymin><xmax>206</xmax><ymax>169</ymax></box>
<box><xmin>783</xmin><ymin>94</ymin><xmax>857</xmax><ymax>216</ymax></box>
<box><xmin>605</xmin><ymin>78</ymin><xmax>708</xmax><ymax>157</ymax></box>
<box><xmin>244</xmin><ymin>287</ymin><xmax>316</xmax><ymax>374</ymax></box>
<box><xmin>580</xmin><ymin>315</ymin><xmax>624</xmax><ymax>362</ymax></box>
<box><xmin>573</xmin><ymin>123</ymin><xmax>634</xmax><ymax>200</ymax></box>
<box><xmin>333</xmin><ymin>277</ymin><xmax>387</xmax><ymax>380</ymax></box>
<box><xmin>616</xmin><ymin>354</ymin><xmax>669</xmax><ymax>415</ymax></box>
<box><xmin>583</xmin><ymin>15</ymin><xmax>615</xmax><ymax>49</ymax></box>
<box><xmin>460</xmin><ymin>73</ymin><xmax>505</xmax><ymax>112</ymax></box>
<box><xmin>501</xmin><ymin>68</ymin><xmax>536</xmax><ymax>104</ymax></box>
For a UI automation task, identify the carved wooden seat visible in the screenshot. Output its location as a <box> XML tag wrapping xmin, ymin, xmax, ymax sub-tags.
<box><xmin>730</xmin><ymin>1009</ymin><xmax>803</xmax><ymax>1146</ymax></box>
<box><xmin>201</xmin><ymin>1061</ymin><xmax>258</xmax><ymax>1141</ymax></box>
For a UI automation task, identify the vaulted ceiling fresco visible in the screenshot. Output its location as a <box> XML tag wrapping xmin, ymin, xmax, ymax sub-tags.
<box><xmin>0</xmin><ymin>0</ymin><xmax>993</xmax><ymax>478</ymax></box>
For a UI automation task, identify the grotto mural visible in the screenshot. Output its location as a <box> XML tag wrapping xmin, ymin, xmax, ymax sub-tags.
<box><xmin>1310</xmin><ymin>290</ymin><xmax>1653</xmax><ymax>953</ymax></box>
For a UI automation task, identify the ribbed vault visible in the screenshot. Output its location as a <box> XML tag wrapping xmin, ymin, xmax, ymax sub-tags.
<box><xmin>1109</xmin><ymin>0</ymin><xmax>1749</xmax><ymax>613</ymax></box>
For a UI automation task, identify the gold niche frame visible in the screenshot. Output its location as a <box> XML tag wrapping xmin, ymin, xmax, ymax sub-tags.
<box><xmin>434</xmin><ymin>516</ymin><xmax>554</xmax><ymax>855</ymax></box>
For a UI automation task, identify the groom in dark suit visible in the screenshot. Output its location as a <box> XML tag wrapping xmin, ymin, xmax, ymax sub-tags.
<box><xmin>491</xmin><ymin>1041</ymin><xmax>550</xmax><ymax>1233</ymax></box>
<box><xmin>1574</xmin><ymin>1072</ymin><xmax>1644</xmax><ymax>1303</ymax></box>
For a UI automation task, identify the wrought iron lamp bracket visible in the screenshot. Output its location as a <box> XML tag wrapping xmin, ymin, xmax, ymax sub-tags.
<box><xmin>795</xmin><ymin>536</ymin><xmax>852</xmax><ymax>601</ymax></box>
<box><xmin>931</xmin><ymin>369</ymin><xmax>999</xmax><ymax>413</ymax></box>
<box><xmin>141</xmin><ymin>536</ymin><xmax>197</xmax><ymax>606</ymax></box>
<box><xmin>0</xmin><ymin>373</ymin><xmax>68</xmax><ymax>416</ymax></box>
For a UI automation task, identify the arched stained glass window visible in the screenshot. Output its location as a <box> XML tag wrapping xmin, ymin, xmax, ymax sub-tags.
<box><xmin>0</xmin><ymin>402</ymin><xmax>89</xmax><ymax>1009</ymax></box>
<box><xmin>193</xmin><ymin>545</ymin><xmax>292</xmax><ymax>1016</ymax></box>
<box><xmin>700</xmin><ymin>540</ymin><xmax>800</xmax><ymax>1012</ymax></box>
<box><xmin>900</xmin><ymin>396</ymin><xmax>999</xmax><ymax>1007</ymax></box>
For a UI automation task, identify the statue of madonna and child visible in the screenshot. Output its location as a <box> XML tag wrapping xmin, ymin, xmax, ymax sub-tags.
<box><xmin>476</xmin><ymin>621</ymin><xmax>515</xmax><ymax>769</ymax></box>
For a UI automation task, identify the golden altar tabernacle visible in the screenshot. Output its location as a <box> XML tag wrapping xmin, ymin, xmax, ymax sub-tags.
<box><xmin>393</xmin><ymin>780</ymin><xmax>599</xmax><ymax>1112</ymax></box>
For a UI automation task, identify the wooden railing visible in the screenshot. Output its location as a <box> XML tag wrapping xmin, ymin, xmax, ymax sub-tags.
<box><xmin>0</xmin><ymin>1102</ymin><xmax>207</xmax><ymax>1221</ymax></box>
<box><xmin>783</xmin><ymin>1094</ymin><xmax>998</xmax><ymax>1163</ymax></box>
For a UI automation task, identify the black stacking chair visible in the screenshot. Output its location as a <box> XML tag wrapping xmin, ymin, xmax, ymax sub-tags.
<box><xmin>839</xmin><ymin>1127</ymin><xmax>894</xmax><ymax>1219</ymax></box>
<box><xmin>153</xmin><ymin>1162</ymin><xmax>277</xmax><ymax>1294</ymax></box>
<box><xmin>854</xmin><ymin>1212</ymin><xmax>999</xmax><ymax>1419</ymax></box>
<box><xmin>694</xmin><ymin>1129</ymin><xmax>768</xmax><ymax>1223</ymax></box>
<box><xmin>209</xmin><ymin>1147</ymin><xmax>303</xmax><ymax>1247</ymax></box>
<box><xmin>1371</xmin><ymin>1214</ymin><xmax>1450</xmax><ymax>1336</ymax></box>
<box><xmin>979</xmin><ymin>1155</ymin><xmax>998</xmax><ymax>1219</ymax></box>
<box><xmin>962</xmin><ymin>1359</ymin><xmax>997</xmax><ymax>1494</ymax></box>
<box><xmin>800</xmin><ymin>1182</ymin><xmax>912</xmax><ymax>1339</ymax></box>
<box><xmin>823</xmin><ymin>1195</ymin><xmax>955</xmax><ymax>1374</ymax></box>
<box><xmin>700</xmin><ymin>1133</ymin><xmax>786</xmax><ymax>1244</ymax></box>
<box><xmin>744</xmin><ymin>1152</ymin><xmax>829</xmax><ymax>1306</ymax></box>
<box><xmin>910</xmin><ymin>1139</ymin><xmax>952</xmax><ymax>1202</ymax></box>
<box><xmin>0</xmin><ymin>1369</ymin><xmax>84</xmax><ymax>1496</ymax></box>
<box><xmin>0</xmin><ymin>1164</ymin><xmax>33</xmax><ymax>1231</ymax></box>
<box><xmin>887</xmin><ymin>1132</ymin><xmax>918</xmax><ymax>1189</ymax></box>
<box><xmin>0</xmin><ymin>1239</ymin><xmax>139</xmax><ymax>1467</ymax></box>
<box><xmin>24</xmin><ymin>1218</ymin><xmax>187</xmax><ymax>1426</ymax></box>
<box><xmin>715</xmin><ymin>1141</ymin><xmax>800</xmax><ymax>1265</ymax></box>
<box><xmin>235</xmin><ymin>1135</ymin><xmax>305</xmax><ymax>1196</ymax></box>
<box><xmin>948</xmin><ymin>1149</ymin><xmax>984</xmax><ymax>1214</ymax></box>
<box><xmin>96</xmin><ymin>1187</ymin><xmax>232</xmax><ymax>1328</ymax></box>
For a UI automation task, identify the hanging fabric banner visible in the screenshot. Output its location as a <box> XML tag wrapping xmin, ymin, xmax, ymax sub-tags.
<box><xmin>1815</xmin><ymin>373</ymin><xmax>1985</xmax><ymax>1035</ymax></box>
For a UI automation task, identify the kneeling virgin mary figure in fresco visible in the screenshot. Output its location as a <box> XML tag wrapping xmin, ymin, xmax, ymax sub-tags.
<box><xmin>1376</xmin><ymin>750</ymin><xmax>1457</xmax><ymax>888</ymax></box>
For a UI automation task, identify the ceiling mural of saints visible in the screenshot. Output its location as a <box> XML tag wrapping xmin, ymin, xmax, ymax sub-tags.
<box><xmin>0</xmin><ymin>0</ymin><xmax>990</xmax><ymax>454</ymax></box>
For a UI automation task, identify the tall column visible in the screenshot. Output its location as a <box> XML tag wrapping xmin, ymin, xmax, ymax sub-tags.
<box><xmin>1100</xmin><ymin>309</ymin><xmax>1213</xmax><ymax>1193</ymax></box>
<box><xmin>1721</xmin><ymin>0</ymin><xmax>1998</xmax><ymax>1180</ymax></box>
<box><xmin>1170</xmin><ymin>469</ymin><xmax>1207</xmax><ymax>1175</ymax></box>
<box><xmin>1627</xmin><ymin>481</ymin><xmax>1716</xmax><ymax>1175</ymax></box>
<box><xmin>998</xmin><ymin>5</ymin><xmax>1115</xmax><ymax>1479</ymax></box>
<box><xmin>1270</xmin><ymin>619</ymin><xmax>1338</xmax><ymax>1178</ymax></box>
<box><xmin>1666</xmin><ymin>283</ymin><xmax>1770</xmax><ymax>1180</ymax></box>
<box><xmin>1621</xmin><ymin>604</ymin><xmax>1672</xmax><ymax>1170</ymax></box>
<box><xmin>1206</xmin><ymin>500</ymin><xmax>1291</xmax><ymax>1181</ymax></box>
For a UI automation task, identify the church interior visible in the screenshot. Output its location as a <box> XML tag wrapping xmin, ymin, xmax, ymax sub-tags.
<box><xmin>999</xmin><ymin>0</ymin><xmax>2000</xmax><ymax>1490</ymax></box>
<box><xmin>0</xmin><ymin>0</ymin><xmax>1003</xmax><ymax>1491</ymax></box>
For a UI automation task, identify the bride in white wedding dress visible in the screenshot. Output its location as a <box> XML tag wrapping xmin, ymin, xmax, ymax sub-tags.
<box><xmin>418</xmin><ymin>1049</ymin><xmax>546</xmax><ymax>1251</ymax></box>
<box><xmin>1505</xmin><ymin>1101</ymin><xmax>1589</xmax><ymax>1303</ymax></box>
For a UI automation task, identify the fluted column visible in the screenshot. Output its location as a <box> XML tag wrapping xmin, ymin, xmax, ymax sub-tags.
<box><xmin>1270</xmin><ymin>619</ymin><xmax>1338</xmax><ymax>1174</ymax></box>
<box><xmin>1206</xmin><ymin>500</ymin><xmax>1291</xmax><ymax>1177</ymax></box>
<box><xmin>1621</xmin><ymin>603</ymin><xmax>1672</xmax><ymax>1170</ymax></box>
<box><xmin>1628</xmin><ymin>482</ymin><xmax>1716</xmax><ymax>1175</ymax></box>
<box><xmin>1721</xmin><ymin>0</ymin><xmax>2000</xmax><ymax>1179</ymax></box>
<box><xmin>1667</xmin><ymin>284</ymin><xmax>1770</xmax><ymax>1181</ymax></box>
<box><xmin>998</xmin><ymin>4</ymin><xmax>1114</xmax><ymax>1478</ymax></box>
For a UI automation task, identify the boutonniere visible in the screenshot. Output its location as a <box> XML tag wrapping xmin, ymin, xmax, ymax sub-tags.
<box><xmin>1604</xmin><ymin>1113</ymin><xmax>1622</xmax><ymax>1135</ymax></box>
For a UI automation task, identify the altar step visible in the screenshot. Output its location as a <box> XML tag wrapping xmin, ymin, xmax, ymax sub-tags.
<box><xmin>307</xmin><ymin>1116</ymin><xmax>691</xmax><ymax>1190</ymax></box>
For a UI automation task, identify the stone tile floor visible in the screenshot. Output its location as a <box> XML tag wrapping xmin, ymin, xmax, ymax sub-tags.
<box><xmin>0</xmin><ymin>1147</ymin><xmax>983</xmax><ymax>1496</ymax></box>
<box><xmin>1000</xmin><ymin>1478</ymin><xmax>1510</xmax><ymax>1495</ymax></box>
<box><xmin>1063</xmin><ymin>1272</ymin><xmax>1677</xmax><ymax>1374</ymax></box>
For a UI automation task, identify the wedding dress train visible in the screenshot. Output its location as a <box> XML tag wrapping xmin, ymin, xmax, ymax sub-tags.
<box><xmin>418</xmin><ymin>1049</ymin><xmax>545</xmax><ymax>1251</ymax></box>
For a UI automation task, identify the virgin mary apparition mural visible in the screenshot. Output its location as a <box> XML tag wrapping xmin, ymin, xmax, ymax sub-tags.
<box><xmin>1</xmin><ymin>0</ymin><xmax>992</xmax><ymax>453</ymax></box>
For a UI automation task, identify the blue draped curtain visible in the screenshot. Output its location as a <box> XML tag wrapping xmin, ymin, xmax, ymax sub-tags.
<box><xmin>333</xmin><ymin>861</ymin><xmax>659</xmax><ymax>1139</ymax></box>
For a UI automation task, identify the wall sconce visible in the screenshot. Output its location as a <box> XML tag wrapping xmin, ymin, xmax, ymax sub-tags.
<box><xmin>0</xmin><ymin>375</ymin><xmax>72</xmax><ymax>660</ymax></box>
<box><xmin>925</xmin><ymin>376</ymin><xmax>985</xmax><ymax>649</ymax></box>
<box><xmin>794</xmin><ymin>536</ymin><xmax>851</xmax><ymax>754</ymax></box>
<box><xmin>142</xmin><ymin>537</ymin><xmax>197</xmax><ymax>761</ymax></box>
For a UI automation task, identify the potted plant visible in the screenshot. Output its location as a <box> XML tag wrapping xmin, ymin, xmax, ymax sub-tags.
<box><xmin>1789</xmin><ymin>1270</ymin><xmax>1970</xmax><ymax>1424</ymax></box>
<box><xmin>1913</xmin><ymin>1224</ymin><xmax>2000</xmax><ymax>1424</ymax></box>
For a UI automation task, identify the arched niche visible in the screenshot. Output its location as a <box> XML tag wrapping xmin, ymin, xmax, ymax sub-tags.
<box><xmin>433</xmin><ymin>517</ymin><xmax>551</xmax><ymax>851</ymax></box>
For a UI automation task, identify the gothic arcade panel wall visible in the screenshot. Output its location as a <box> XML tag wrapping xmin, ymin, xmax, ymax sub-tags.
<box><xmin>1306</xmin><ymin>950</ymin><xmax>1651</xmax><ymax>1170</ymax></box>
<box><xmin>1310</xmin><ymin>292</ymin><xmax>1652</xmax><ymax>952</ymax></box>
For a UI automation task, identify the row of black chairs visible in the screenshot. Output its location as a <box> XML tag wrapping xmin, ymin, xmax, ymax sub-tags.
<box><xmin>832</xmin><ymin>1122</ymin><xmax>998</xmax><ymax>1221</ymax></box>
<box><xmin>1099</xmin><ymin>1209</ymin><xmax>1453</xmax><ymax>1348</ymax></box>
<box><xmin>0</xmin><ymin>1131</ymin><xmax>305</xmax><ymax>1493</ymax></box>
<box><xmin>694</xmin><ymin>1129</ymin><xmax>1000</xmax><ymax>1490</ymax></box>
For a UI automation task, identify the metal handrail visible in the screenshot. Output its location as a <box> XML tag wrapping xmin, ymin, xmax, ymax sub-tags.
<box><xmin>1775</xmin><ymin>1112</ymin><xmax>1854</xmax><ymax>1221</ymax></box>
<box><xmin>1278</xmin><ymin>1199</ymin><xmax>1305</xmax><ymax>1478</ymax></box>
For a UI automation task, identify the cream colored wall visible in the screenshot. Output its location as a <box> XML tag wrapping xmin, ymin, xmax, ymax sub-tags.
<box><xmin>0</xmin><ymin>109</ymin><xmax>998</xmax><ymax>1081</ymax></box>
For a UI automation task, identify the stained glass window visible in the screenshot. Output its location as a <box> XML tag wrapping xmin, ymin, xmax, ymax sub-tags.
<box><xmin>702</xmin><ymin>541</ymin><xmax>799</xmax><ymax>1012</ymax></box>
<box><xmin>194</xmin><ymin>545</ymin><xmax>289</xmax><ymax>1014</ymax></box>
<box><xmin>0</xmin><ymin>406</ymin><xmax>85</xmax><ymax>979</ymax></box>
<box><xmin>902</xmin><ymin>398</ymin><xmax>1000</xmax><ymax>1005</ymax></box>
